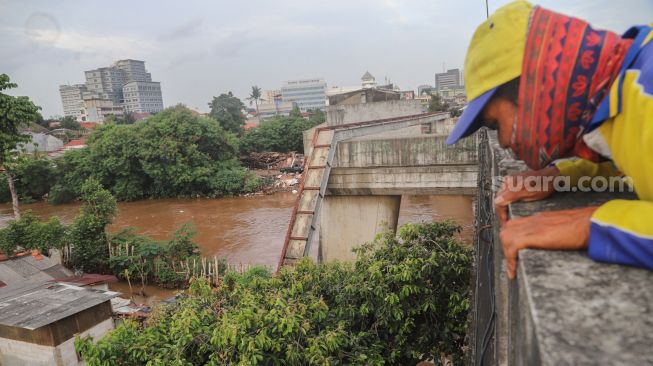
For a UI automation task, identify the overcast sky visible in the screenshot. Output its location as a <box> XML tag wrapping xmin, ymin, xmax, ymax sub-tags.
<box><xmin>2</xmin><ymin>0</ymin><xmax>652</xmax><ymax>117</ymax></box>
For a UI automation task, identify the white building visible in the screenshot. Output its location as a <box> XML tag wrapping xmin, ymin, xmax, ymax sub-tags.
<box><xmin>258</xmin><ymin>101</ymin><xmax>296</xmax><ymax>120</ymax></box>
<box><xmin>435</xmin><ymin>68</ymin><xmax>463</xmax><ymax>93</ymax></box>
<box><xmin>122</xmin><ymin>81</ymin><xmax>164</xmax><ymax>114</ymax></box>
<box><xmin>281</xmin><ymin>78</ymin><xmax>327</xmax><ymax>112</ymax></box>
<box><xmin>58</xmin><ymin>84</ymin><xmax>87</xmax><ymax>120</ymax></box>
<box><xmin>60</xmin><ymin>59</ymin><xmax>164</xmax><ymax>121</ymax></box>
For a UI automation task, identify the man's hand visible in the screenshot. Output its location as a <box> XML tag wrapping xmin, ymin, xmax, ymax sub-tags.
<box><xmin>499</xmin><ymin>206</ymin><xmax>598</xmax><ymax>279</ymax></box>
<box><xmin>495</xmin><ymin>166</ymin><xmax>560</xmax><ymax>225</ymax></box>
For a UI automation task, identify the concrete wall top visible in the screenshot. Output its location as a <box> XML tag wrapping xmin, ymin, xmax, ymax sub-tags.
<box><xmin>325</xmin><ymin>100</ymin><xmax>423</xmax><ymax>126</ymax></box>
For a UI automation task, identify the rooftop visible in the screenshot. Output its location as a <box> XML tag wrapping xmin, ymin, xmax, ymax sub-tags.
<box><xmin>0</xmin><ymin>282</ymin><xmax>118</xmax><ymax>330</ymax></box>
<box><xmin>52</xmin><ymin>273</ymin><xmax>118</xmax><ymax>287</ymax></box>
<box><xmin>0</xmin><ymin>252</ymin><xmax>72</xmax><ymax>288</ymax></box>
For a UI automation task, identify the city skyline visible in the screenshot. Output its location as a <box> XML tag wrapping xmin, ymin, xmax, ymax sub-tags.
<box><xmin>2</xmin><ymin>0</ymin><xmax>652</xmax><ymax>117</ymax></box>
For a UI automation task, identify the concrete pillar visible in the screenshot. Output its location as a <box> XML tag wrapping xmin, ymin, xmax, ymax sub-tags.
<box><xmin>319</xmin><ymin>195</ymin><xmax>401</xmax><ymax>262</ymax></box>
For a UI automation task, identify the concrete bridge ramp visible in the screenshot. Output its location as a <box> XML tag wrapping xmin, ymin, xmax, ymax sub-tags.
<box><xmin>277</xmin><ymin>109</ymin><xmax>471</xmax><ymax>271</ymax></box>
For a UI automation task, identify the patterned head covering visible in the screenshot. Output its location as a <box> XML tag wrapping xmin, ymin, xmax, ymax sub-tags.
<box><xmin>512</xmin><ymin>6</ymin><xmax>633</xmax><ymax>169</ymax></box>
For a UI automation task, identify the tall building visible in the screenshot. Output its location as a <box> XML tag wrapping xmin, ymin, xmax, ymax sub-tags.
<box><xmin>435</xmin><ymin>68</ymin><xmax>463</xmax><ymax>92</ymax></box>
<box><xmin>281</xmin><ymin>78</ymin><xmax>327</xmax><ymax>112</ymax></box>
<box><xmin>58</xmin><ymin>84</ymin><xmax>87</xmax><ymax>119</ymax></box>
<box><xmin>59</xmin><ymin>59</ymin><xmax>164</xmax><ymax>121</ymax></box>
<box><xmin>122</xmin><ymin>81</ymin><xmax>164</xmax><ymax>113</ymax></box>
<box><xmin>263</xmin><ymin>89</ymin><xmax>282</xmax><ymax>103</ymax></box>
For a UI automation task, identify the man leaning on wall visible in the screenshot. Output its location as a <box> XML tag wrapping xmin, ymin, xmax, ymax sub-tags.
<box><xmin>447</xmin><ymin>1</ymin><xmax>653</xmax><ymax>278</ymax></box>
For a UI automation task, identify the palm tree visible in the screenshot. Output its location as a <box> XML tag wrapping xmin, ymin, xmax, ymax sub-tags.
<box><xmin>247</xmin><ymin>86</ymin><xmax>262</xmax><ymax>116</ymax></box>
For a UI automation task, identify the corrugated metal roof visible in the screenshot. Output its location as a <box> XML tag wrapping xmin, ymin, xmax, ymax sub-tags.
<box><xmin>0</xmin><ymin>282</ymin><xmax>118</xmax><ymax>330</ymax></box>
<box><xmin>53</xmin><ymin>274</ymin><xmax>118</xmax><ymax>286</ymax></box>
<box><xmin>0</xmin><ymin>255</ymin><xmax>73</xmax><ymax>287</ymax></box>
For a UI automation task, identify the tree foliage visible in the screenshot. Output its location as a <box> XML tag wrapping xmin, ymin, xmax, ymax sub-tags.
<box><xmin>77</xmin><ymin>221</ymin><xmax>472</xmax><ymax>365</ymax></box>
<box><xmin>0</xmin><ymin>74</ymin><xmax>41</xmax><ymax>165</ymax></box>
<box><xmin>428</xmin><ymin>93</ymin><xmax>448</xmax><ymax>113</ymax></box>
<box><xmin>208</xmin><ymin>92</ymin><xmax>246</xmax><ymax>134</ymax></box>
<box><xmin>68</xmin><ymin>178</ymin><xmax>117</xmax><ymax>272</ymax></box>
<box><xmin>50</xmin><ymin>105</ymin><xmax>250</xmax><ymax>202</ymax></box>
<box><xmin>0</xmin><ymin>212</ymin><xmax>65</xmax><ymax>255</ymax></box>
<box><xmin>247</xmin><ymin>86</ymin><xmax>262</xmax><ymax>115</ymax></box>
<box><xmin>0</xmin><ymin>74</ymin><xmax>42</xmax><ymax>218</ymax></box>
<box><xmin>239</xmin><ymin>114</ymin><xmax>322</xmax><ymax>155</ymax></box>
<box><xmin>60</xmin><ymin>115</ymin><xmax>81</xmax><ymax>130</ymax></box>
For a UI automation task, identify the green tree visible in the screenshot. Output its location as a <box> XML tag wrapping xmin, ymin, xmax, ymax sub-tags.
<box><xmin>0</xmin><ymin>74</ymin><xmax>41</xmax><ymax>218</ymax></box>
<box><xmin>307</xmin><ymin>108</ymin><xmax>326</xmax><ymax>124</ymax></box>
<box><xmin>50</xmin><ymin>105</ymin><xmax>248</xmax><ymax>202</ymax></box>
<box><xmin>14</xmin><ymin>155</ymin><xmax>56</xmax><ymax>201</ymax></box>
<box><xmin>289</xmin><ymin>105</ymin><xmax>302</xmax><ymax>119</ymax></box>
<box><xmin>60</xmin><ymin>115</ymin><xmax>81</xmax><ymax>130</ymax></box>
<box><xmin>69</xmin><ymin>178</ymin><xmax>117</xmax><ymax>272</ymax></box>
<box><xmin>239</xmin><ymin>114</ymin><xmax>321</xmax><ymax>154</ymax></box>
<box><xmin>105</xmin><ymin>113</ymin><xmax>135</xmax><ymax>125</ymax></box>
<box><xmin>428</xmin><ymin>93</ymin><xmax>449</xmax><ymax>112</ymax></box>
<box><xmin>247</xmin><ymin>86</ymin><xmax>262</xmax><ymax>116</ymax></box>
<box><xmin>208</xmin><ymin>92</ymin><xmax>245</xmax><ymax>134</ymax></box>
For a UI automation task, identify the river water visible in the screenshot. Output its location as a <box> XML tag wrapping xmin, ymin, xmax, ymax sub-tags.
<box><xmin>0</xmin><ymin>193</ymin><xmax>473</xmax><ymax>302</ymax></box>
<box><xmin>0</xmin><ymin>193</ymin><xmax>474</xmax><ymax>268</ymax></box>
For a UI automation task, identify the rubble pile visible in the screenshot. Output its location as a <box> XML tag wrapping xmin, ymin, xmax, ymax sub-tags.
<box><xmin>240</xmin><ymin>151</ymin><xmax>304</xmax><ymax>170</ymax></box>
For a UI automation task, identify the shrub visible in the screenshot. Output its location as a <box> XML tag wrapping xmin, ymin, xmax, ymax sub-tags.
<box><xmin>0</xmin><ymin>211</ymin><xmax>66</xmax><ymax>255</ymax></box>
<box><xmin>77</xmin><ymin>221</ymin><xmax>472</xmax><ymax>365</ymax></box>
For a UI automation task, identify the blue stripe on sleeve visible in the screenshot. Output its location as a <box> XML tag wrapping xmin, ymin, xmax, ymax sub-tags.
<box><xmin>588</xmin><ymin>221</ymin><xmax>653</xmax><ymax>270</ymax></box>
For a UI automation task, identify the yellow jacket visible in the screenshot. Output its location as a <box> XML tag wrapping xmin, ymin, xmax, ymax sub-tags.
<box><xmin>556</xmin><ymin>25</ymin><xmax>653</xmax><ymax>269</ymax></box>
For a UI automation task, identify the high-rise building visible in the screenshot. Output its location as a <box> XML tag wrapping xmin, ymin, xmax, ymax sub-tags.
<box><xmin>281</xmin><ymin>78</ymin><xmax>327</xmax><ymax>112</ymax></box>
<box><xmin>60</xmin><ymin>59</ymin><xmax>164</xmax><ymax>121</ymax></box>
<box><xmin>435</xmin><ymin>69</ymin><xmax>463</xmax><ymax>92</ymax></box>
<box><xmin>122</xmin><ymin>81</ymin><xmax>164</xmax><ymax>113</ymax></box>
<box><xmin>58</xmin><ymin>84</ymin><xmax>87</xmax><ymax>119</ymax></box>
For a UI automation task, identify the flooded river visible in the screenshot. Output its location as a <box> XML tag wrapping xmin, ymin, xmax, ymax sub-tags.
<box><xmin>0</xmin><ymin>193</ymin><xmax>473</xmax><ymax>303</ymax></box>
<box><xmin>0</xmin><ymin>193</ymin><xmax>474</xmax><ymax>268</ymax></box>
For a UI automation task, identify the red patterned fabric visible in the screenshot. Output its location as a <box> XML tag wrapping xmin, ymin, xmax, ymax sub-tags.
<box><xmin>512</xmin><ymin>6</ymin><xmax>633</xmax><ymax>170</ymax></box>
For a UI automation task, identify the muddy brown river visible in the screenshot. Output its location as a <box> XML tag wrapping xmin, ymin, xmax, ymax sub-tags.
<box><xmin>0</xmin><ymin>193</ymin><xmax>474</xmax><ymax>268</ymax></box>
<box><xmin>0</xmin><ymin>193</ymin><xmax>473</xmax><ymax>302</ymax></box>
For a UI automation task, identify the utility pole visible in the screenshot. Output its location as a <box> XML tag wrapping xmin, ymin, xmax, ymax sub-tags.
<box><xmin>486</xmin><ymin>0</ymin><xmax>489</xmax><ymax>18</ymax></box>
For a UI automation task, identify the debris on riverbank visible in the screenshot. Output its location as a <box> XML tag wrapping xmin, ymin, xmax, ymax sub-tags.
<box><xmin>241</xmin><ymin>151</ymin><xmax>305</xmax><ymax>195</ymax></box>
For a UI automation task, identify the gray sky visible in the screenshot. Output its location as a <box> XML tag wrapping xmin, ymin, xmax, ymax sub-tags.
<box><xmin>2</xmin><ymin>0</ymin><xmax>652</xmax><ymax>118</ymax></box>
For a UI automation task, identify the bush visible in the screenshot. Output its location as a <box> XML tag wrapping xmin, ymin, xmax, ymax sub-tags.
<box><xmin>108</xmin><ymin>223</ymin><xmax>200</xmax><ymax>287</ymax></box>
<box><xmin>77</xmin><ymin>221</ymin><xmax>472</xmax><ymax>365</ymax></box>
<box><xmin>0</xmin><ymin>211</ymin><xmax>66</xmax><ymax>255</ymax></box>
